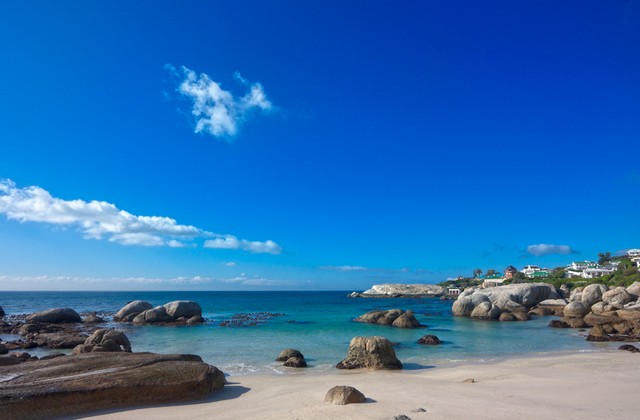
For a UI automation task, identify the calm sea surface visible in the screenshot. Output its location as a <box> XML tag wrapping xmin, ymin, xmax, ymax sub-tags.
<box><xmin>0</xmin><ymin>291</ymin><xmax>615</xmax><ymax>375</ymax></box>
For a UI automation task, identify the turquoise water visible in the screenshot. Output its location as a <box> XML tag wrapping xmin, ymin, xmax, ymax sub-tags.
<box><xmin>0</xmin><ymin>291</ymin><xmax>614</xmax><ymax>375</ymax></box>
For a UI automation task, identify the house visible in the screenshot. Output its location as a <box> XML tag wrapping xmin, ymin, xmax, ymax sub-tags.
<box><xmin>504</xmin><ymin>265</ymin><xmax>518</xmax><ymax>278</ymax></box>
<box><xmin>482</xmin><ymin>273</ymin><xmax>507</xmax><ymax>288</ymax></box>
<box><xmin>567</xmin><ymin>261</ymin><xmax>598</xmax><ymax>271</ymax></box>
<box><xmin>581</xmin><ymin>267</ymin><xmax>615</xmax><ymax>279</ymax></box>
<box><xmin>520</xmin><ymin>265</ymin><xmax>549</xmax><ymax>278</ymax></box>
<box><xmin>627</xmin><ymin>249</ymin><xmax>640</xmax><ymax>267</ymax></box>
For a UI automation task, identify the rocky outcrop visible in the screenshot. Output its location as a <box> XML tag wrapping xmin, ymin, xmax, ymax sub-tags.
<box><xmin>25</xmin><ymin>308</ymin><xmax>81</xmax><ymax>324</ymax></box>
<box><xmin>73</xmin><ymin>329</ymin><xmax>131</xmax><ymax>354</ymax></box>
<box><xmin>114</xmin><ymin>300</ymin><xmax>153</xmax><ymax>322</ymax></box>
<box><xmin>355</xmin><ymin>309</ymin><xmax>422</xmax><ymax>328</ymax></box>
<box><xmin>417</xmin><ymin>334</ymin><xmax>441</xmax><ymax>345</ymax></box>
<box><xmin>626</xmin><ymin>282</ymin><xmax>640</xmax><ymax>299</ymax></box>
<box><xmin>116</xmin><ymin>300</ymin><xmax>204</xmax><ymax>326</ymax></box>
<box><xmin>82</xmin><ymin>314</ymin><xmax>105</xmax><ymax>324</ymax></box>
<box><xmin>453</xmin><ymin>283</ymin><xmax>560</xmax><ymax>321</ymax></box>
<box><xmin>324</xmin><ymin>386</ymin><xmax>366</xmax><ymax>405</ymax></box>
<box><xmin>581</xmin><ymin>284</ymin><xmax>607</xmax><ymax>307</ymax></box>
<box><xmin>336</xmin><ymin>336</ymin><xmax>402</xmax><ymax>370</ymax></box>
<box><xmin>602</xmin><ymin>287</ymin><xmax>632</xmax><ymax>309</ymax></box>
<box><xmin>563</xmin><ymin>301</ymin><xmax>590</xmax><ymax>318</ymax></box>
<box><xmin>31</xmin><ymin>332</ymin><xmax>87</xmax><ymax>349</ymax></box>
<box><xmin>0</xmin><ymin>352</ymin><xmax>225</xmax><ymax>420</ymax></box>
<box><xmin>351</xmin><ymin>284</ymin><xmax>444</xmax><ymax>298</ymax></box>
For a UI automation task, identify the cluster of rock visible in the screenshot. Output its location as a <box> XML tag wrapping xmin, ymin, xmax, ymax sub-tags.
<box><xmin>452</xmin><ymin>283</ymin><xmax>562</xmax><ymax>321</ymax></box>
<box><xmin>275</xmin><ymin>348</ymin><xmax>307</xmax><ymax>368</ymax></box>
<box><xmin>114</xmin><ymin>300</ymin><xmax>204</xmax><ymax>326</ymax></box>
<box><xmin>355</xmin><ymin>309</ymin><xmax>422</xmax><ymax>328</ymax></box>
<box><xmin>349</xmin><ymin>283</ymin><xmax>444</xmax><ymax>298</ymax></box>
<box><xmin>336</xmin><ymin>336</ymin><xmax>402</xmax><ymax>370</ymax></box>
<box><xmin>219</xmin><ymin>312</ymin><xmax>284</xmax><ymax>327</ymax></box>
<box><xmin>549</xmin><ymin>282</ymin><xmax>640</xmax><ymax>342</ymax></box>
<box><xmin>73</xmin><ymin>328</ymin><xmax>132</xmax><ymax>354</ymax></box>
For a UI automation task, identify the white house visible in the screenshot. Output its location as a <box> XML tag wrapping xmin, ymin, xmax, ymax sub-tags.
<box><xmin>581</xmin><ymin>267</ymin><xmax>615</xmax><ymax>279</ymax></box>
<box><xmin>521</xmin><ymin>265</ymin><xmax>541</xmax><ymax>277</ymax></box>
<box><xmin>567</xmin><ymin>261</ymin><xmax>598</xmax><ymax>271</ymax></box>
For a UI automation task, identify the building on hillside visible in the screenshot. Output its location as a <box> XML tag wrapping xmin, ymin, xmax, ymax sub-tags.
<box><xmin>520</xmin><ymin>265</ymin><xmax>550</xmax><ymax>278</ymax></box>
<box><xmin>482</xmin><ymin>273</ymin><xmax>507</xmax><ymax>288</ymax></box>
<box><xmin>504</xmin><ymin>265</ymin><xmax>518</xmax><ymax>278</ymax></box>
<box><xmin>530</xmin><ymin>270</ymin><xmax>551</xmax><ymax>279</ymax></box>
<box><xmin>627</xmin><ymin>249</ymin><xmax>640</xmax><ymax>267</ymax></box>
<box><xmin>581</xmin><ymin>267</ymin><xmax>615</xmax><ymax>279</ymax></box>
<box><xmin>448</xmin><ymin>288</ymin><xmax>461</xmax><ymax>295</ymax></box>
<box><xmin>567</xmin><ymin>261</ymin><xmax>598</xmax><ymax>271</ymax></box>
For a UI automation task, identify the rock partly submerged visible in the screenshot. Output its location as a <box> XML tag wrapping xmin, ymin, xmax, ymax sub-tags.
<box><xmin>354</xmin><ymin>309</ymin><xmax>422</xmax><ymax>328</ymax></box>
<box><xmin>349</xmin><ymin>284</ymin><xmax>444</xmax><ymax>298</ymax></box>
<box><xmin>0</xmin><ymin>352</ymin><xmax>225</xmax><ymax>420</ymax></box>
<box><xmin>336</xmin><ymin>336</ymin><xmax>402</xmax><ymax>370</ymax></box>
<box><xmin>114</xmin><ymin>300</ymin><xmax>204</xmax><ymax>326</ymax></box>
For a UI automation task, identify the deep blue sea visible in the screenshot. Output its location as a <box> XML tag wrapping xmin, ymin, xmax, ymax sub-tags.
<box><xmin>0</xmin><ymin>291</ymin><xmax>615</xmax><ymax>375</ymax></box>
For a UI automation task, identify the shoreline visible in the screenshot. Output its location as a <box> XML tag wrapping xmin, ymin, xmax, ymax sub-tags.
<box><xmin>79</xmin><ymin>349</ymin><xmax>639</xmax><ymax>420</ymax></box>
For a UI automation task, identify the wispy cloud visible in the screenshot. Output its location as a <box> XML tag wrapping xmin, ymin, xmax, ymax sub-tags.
<box><xmin>320</xmin><ymin>265</ymin><xmax>370</xmax><ymax>272</ymax></box>
<box><xmin>0</xmin><ymin>179</ymin><xmax>281</xmax><ymax>253</ymax></box>
<box><xmin>526</xmin><ymin>243</ymin><xmax>578</xmax><ymax>257</ymax></box>
<box><xmin>204</xmin><ymin>235</ymin><xmax>282</xmax><ymax>254</ymax></box>
<box><xmin>168</xmin><ymin>65</ymin><xmax>273</xmax><ymax>139</ymax></box>
<box><xmin>0</xmin><ymin>274</ymin><xmax>297</xmax><ymax>291</ymax></box>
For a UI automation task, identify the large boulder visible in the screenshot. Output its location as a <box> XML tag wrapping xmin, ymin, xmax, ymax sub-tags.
<box><xmin>591</xmin><ymin>301</ymin><xmax>615</xmax><ymax>315</ymax></box>
<box><xmin>73</xmin><ymin>329</ymin><xmax>131</xmax><ymax>354</ymax></box>
<box><xmin>581</xmin><ymin>284</ymin><xmax>607</xmax><ymax>307</ymax></box>
<box><xmin>563</xmin><ymin>301</ymin><xmax>590</xmax><ymax>318</ymax></box>
<box><xmin>163</xmin><ymin>301</ymin><xmax>202</xmax><ymax>319</ymax></box>
<box><xmin>452</xmin><ymin>283</ymin><xmax>560</xmax><ymax>319</ymax></box>
<box><xmin>336</xmin><ymin>336</ymin><xmax>402</xmax><ymax>370</ymax></box>
<box><xmin>283</xmin><ymin>357</ymin><xmax>307</xmax><ymax>368</ymax></box>
<box><xmin>324</xmin><ymin>386</ymin><xmax>366</xmax><ymax>405</ymax></box>
<box><xmin>417</xmin><ymin>334</ymin><xmax>441</xmax><ymax>345</ymax></box>
<box><xmin>602</xmin><ymin>287</ymin><xmax>632</xmax><ymax>309</ymax></box>
<box><xmin>133</xmin><ymin>306</ymin><xmax>175</xmax><ymax>325</ymax></box>
<box><xmin>0</xmin><ymin>352</ymin><xmax>225</xmax><ymax>419</ymax></box>
<box><xmin>0</xmin><ymin>305</ymin><xmax>4</xmax><ymax>317</ymax></box>
<box><xmin>626</xmin><ymin>282</ymin><xmax>640</xmax><ymax>299</ymax></box>
<box><xmin>25</xmin><ymin>308</ymin><xmax>81</xmax><ymax>324</ymax></box>
<box><xmin>32</xmin><ymin>333</ymin><xmax>87</xmax><ymax>349</ymax></box>
<box><xmin>114</xmin><ymin>300</ymin><xmax>153</xmax><ymax>322</ymax></box>
<box><xmin>586</xmin><ymin>324</ymin><xmax>610</xmax><ymax>342</ymax></box>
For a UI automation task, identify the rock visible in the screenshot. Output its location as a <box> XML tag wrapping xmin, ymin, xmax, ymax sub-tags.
<box><xmin>39</xmin><ymin>353</ymin><xmax>66</xmax><ymax>360</ymax></box>
<box><xmin>584</xmin><ymin>312</ymin><xmax>623</xmax><ymax>327</ymax></box>
<box><xmin>559</xmin><ymin>284</ymin><xmax>571</xmax><ymax>298</ymax></box>
<box><xmin>25</xmin><ymin>308</ymin><xmax>81</xmax><ymax>324</ymax></box>
<box><xmin>187</xmin><ymin>316</ymin><xmax>204</xmax><ymax>325</ymax></box>
<box><xmin>549</xmin><ymin>319</ymin><xmax>571</xmax><ymax>328</ymax></box>
<box><xmin>358</xmin><ymin>284</ymin><xmax>444</xmax><ymax>297</ymax></box>
<box><xmin>586</xmin><ymin>324</ymin><xmax>610</xmax><ymax>342</ymax></box>
<box><xmin>0</xmin><ymin>352</ymin><xmax>225</xmax><ymax>419</ymax></box>
<box><xmin>563</xmin><ymin>301</ymin><xmax>589</xmax><ymax>318</ymax></box>
<box><xmin>591</xmin><ymin>302</ymin><xmax>614</xmax><ymax>315</ymax></box>
<box><xmin>569</xmin><ymin>292</ymin><xmax>582</xmax><ymax>302</ymax></box>
<box><xmin>324</xmin><ymin>386</ymin><xmax>366</xmax><ymax>405</ymax></box>
<box><xmin>564</xmin><ymin>317</ymin><xmax>588</xmax><ymax>328</ymax></box>
<box><xmin>499</xmin><ymin>312</ymin><xmax>517</xmax><ymax>322</ymax></box>
<box><xmin>10</xmin><ymin>352</ymin><xmax>33</xmax><ymax>361</ymax></box>
<box><xmin>529</xmin><ymin>307</ymin><xmax>553</xmax><ymax>317</ymax></box>
<box><xmin>33</xmin><ymin>333</ymin><xmax>87</xmax><ymax>349</ymax></box>
<box><xmin>470</xmin><ymin>302</ymin><xmax>500</xmax><ymax>320</ymax></box>
<box><xmin>0</xmin><ymin>305</ymin><xmax>4</xmax><ymax>317</ymax></box>
<box><xmin>619</xmin><ymin>344</ymin><xmax>640</xmax><ymax>353</ymax></box>
<box><xmin>276</xmin><ymin>348</ymin><xmax>304</xmax><ymax>362</ymax></box>
<box><xmin>336</xmin><ymin>336</ymin><xmax>402</xmax><ymax>370</ymax></box>
<box><xmin>392</xmin><ymin>415</ymin><xmax>412</xmax><ymax>420</ymax></box>
<box><xmin>626</xmin><ymin>282</ymin><xmax>640</xmax><ymax>299</ymax></box>
<box><xmin>0</xmin><ymin>343</ymin><xmax>7</xmax><ymax>354</ymax></box>
<box><xmin>581</xmin><ymin>284</ymin><xmax>607</xmax><ymax>307</ymax></box>
<box><xmin>391</xmin><ymin>311</ymin><xmax>422</xmax><ymax>328</ymax></box>
<box><xmin>283</xmin><ymin>356</ymin><xmax>307</xmax><ymax>368</ymax></box>
<box><xmin>133</xmin><ymin>306</ymin><xmax>175</xmax><ymax>325</ymax></box>
<box><xmin>417</xmin><ymin>334</ymin><xmax>441</xmax><ymax>345</ymax></box>
<box><xmin>602</xmin><ymin>287</ymin><xmax>632</xmax><ymax>309</ymax></box>
<box><xmin>355</xmin><ymin>309</ymin><xmax>421</xmax><ymax>328</ymax></box>
<box><xmin>114</xmin><ymin>300</ymin><xmax>153</xmax><ymax>322</ymax></box>
<box><xmin>82</xmin><ymin>314</ymin><xmax>105</xmax><ymax>324</ymax></box>
<box><xmin>463</xmin><ymin>378</ymin><xmax>476</xmax><ymax>383</ymax></box>
<box><xmin>17</xmin><ymin>323</ymin><xmax>43</xmax><ymax>336</ymax></box>
<box><xmin>452</xmin><ymin>283</ymin><xmax>560</xmax><ymax>319</ymax></box>
<box><xmin>163</xmin><ymin>300</ymin><xmax>202</xmax><ymax>319</ymax></box>
<box><xmin>73</xmin><ymin>329</ymin><xmax>131</xmax><ymax>354</ymax></box>
<box><xmin>616</xmin><ymin>309</ymin><xmax>640</xmax><ymax>323</ymax></box>
<box><xmin>0</xmin><ymin>356</ymin><xmax>21</xmax><ymax>366</ymax></box>
<box><xmin>513</xmin><ymin>312</ymin><xmax>530</xmax><ymax>321</ymax></box>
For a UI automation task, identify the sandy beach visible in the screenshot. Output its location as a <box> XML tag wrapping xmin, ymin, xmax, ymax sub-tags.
<box><xmin>80</xmin><ymin>350</ymin><xmax>639</xmax><ymax>420</ymax></box>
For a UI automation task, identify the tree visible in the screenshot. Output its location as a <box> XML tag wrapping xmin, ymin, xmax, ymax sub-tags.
<box><xmin>473</xmin><ymin>268</ymin><xmax>482</xmax><ymax>278</ymax></box>
<box><xmin>598</xmin><ymin>252</ymin><xmax>611</xmax><ymax>265</ymax></box>
<box><xmin>486</xmin><ymin>269</ymin><xmax>497</xmax><ymax>276</ymax></box>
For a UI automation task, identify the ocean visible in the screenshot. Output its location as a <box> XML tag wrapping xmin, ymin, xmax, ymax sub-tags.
<box><xmin>0</xmin><ymin>291</ymin><xmax>614</xmax><ymax>375</ymax></box>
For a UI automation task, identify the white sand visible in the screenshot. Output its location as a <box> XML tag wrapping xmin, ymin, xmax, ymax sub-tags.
<box><xmin>82</xmin><ymin>351</ymin><xmax>639</xmax><ymax>420</ymax></box>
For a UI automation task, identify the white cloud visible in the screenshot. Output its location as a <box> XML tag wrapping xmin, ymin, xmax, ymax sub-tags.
<box><xmin>0</xmin><ymin>179</ymin><xmax>281</xmax><ymax>253</ymax></box>
<box><xmin>320</xmin><ymin>265</ymin><xmax>369</xmax><ymax>272</ymax></box>
<box><xmin>204</xmin><ymin>234</ymin><xmax>282</xmax><ymax>254</ymax></box>
<box><xmin>170</xmin><ymin>65</ymin><xmax>273</xmax><ymax>138</ymax></box>
<box><xmin>224</xmin><ymin>261</ymin><xmax>237</xmax><ymax>267</ymax></box>
<box><xmin>526</xmin><ymin>243</ymin><xmax>577</xmax><ymax>256</ymax></box>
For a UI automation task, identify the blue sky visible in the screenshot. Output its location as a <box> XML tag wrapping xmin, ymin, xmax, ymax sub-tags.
<box><xmin>1</xmin><ymin>1</ymin><xmax>639</xmax><ymax>291</ymax></box>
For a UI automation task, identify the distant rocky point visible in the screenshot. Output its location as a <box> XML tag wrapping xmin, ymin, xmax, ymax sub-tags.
<box><xmin>349</xmin><ymin>284</ymin><xmax>444</xmax><ymax>298</ymax></box>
